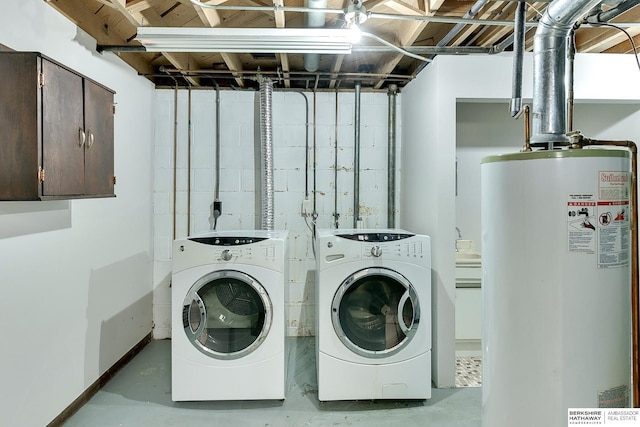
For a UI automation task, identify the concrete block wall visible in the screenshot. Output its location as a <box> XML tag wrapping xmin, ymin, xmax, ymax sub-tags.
<box><xmin>153</xmin><ymin>88</ymin><xmax>401</xmax><ymax>338</ymax></box>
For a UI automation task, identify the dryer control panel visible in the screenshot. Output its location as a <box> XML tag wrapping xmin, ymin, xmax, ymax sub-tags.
<box><xmin>173</xmin><ymin>231</ymin><xmax>288</xmax><ymax>273</ymax></box>
<box><xmin>189</xmin><ymin>236</ymin><xmax>268</xmax><ymax>246</ymax></box>
<box><xmin>319</xmin><ymin>230</ymin><xmax>428</xmax><ymax>264</ymax></box>
<box><xmin>336</xmin><ymin>232</ymin><xmax>414</xmax><ymax>242</ymax></box>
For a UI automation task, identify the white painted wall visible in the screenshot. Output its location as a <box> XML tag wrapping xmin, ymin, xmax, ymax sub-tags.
<box><xmin>401</xmin><ymin>52</ymin><xmax>640</xmax><ymax>388</ymax></box>
<box><xmin>152</xmin><ymin>89</ymin><xmax>400</xmax><ymax>339</ymax></box>
<box><xmin>456</xmin><ymin>102</ymin><xmax>640</xmax><ymax>253</ymax></box>
<box><xmin>0</xmin><ymin>2</ymin><xmax>155</xmax><ymax>426</ymax></box>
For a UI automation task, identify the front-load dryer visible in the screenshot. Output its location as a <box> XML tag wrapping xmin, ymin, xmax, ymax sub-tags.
<box><xmin>315</xmin><ymin>229</ymin><xmax>431</xmax><ymax>401</ymax></box>
<box><xmin>171</xmin><ymin>230</ymin><xmax>288</xmax><ymax>401</ymax></box>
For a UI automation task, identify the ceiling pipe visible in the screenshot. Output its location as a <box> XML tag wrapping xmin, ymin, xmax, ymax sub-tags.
<box><xmin>304</xmin><ymin>0</ymin><xmax>328</xmax><ymax>72</ymax></box>
<box><xmin>530</xmin><ymin>0</ymin><xmax>602</xmax><ymax>148</ymax></box>
<box><xmin>98</xmin><ymin>44</ymin><xmax>496</xmax><ymax>55</ymax></box>
<box><xmin>586</xmin><ymin>0</ymin><xmax>640</xmax><ymax>23</ymax></box>
<box><xmin>188</xmin><ymin>0</ymin><xmax>539</xmax><ymax>27</ymax></box>
<box><xmin>437</xmin><ymin>0</ymin><xmax>490</xmax><ymax>49</ymax></box>
<box><xmin>510</xmin><ymin>1</ymin><xmax>527</xmax><ymax>118</ymax></box>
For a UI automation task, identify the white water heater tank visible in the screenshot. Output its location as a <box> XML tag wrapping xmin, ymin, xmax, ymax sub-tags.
<box><xmin>481</xmin><ymin>149</ymin><xmax>631</xmax><ymax>427</ymax></box>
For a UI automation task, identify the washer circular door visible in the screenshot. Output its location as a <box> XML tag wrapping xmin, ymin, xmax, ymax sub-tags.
<box><xmin>182</xmin><ymin>269</ymin><xmax>272</xmax><ymax>359</ymax></box>
<box><xmin>332</xmin><ymin>267</ymin><xmax>420</xmax><ymax>358</ymax></box>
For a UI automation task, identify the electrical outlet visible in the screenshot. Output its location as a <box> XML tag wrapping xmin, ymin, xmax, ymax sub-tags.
<box><xmin>301</xmin><ymin>199</ymin><xmax>313</xmax><ymax>216</ymax></box>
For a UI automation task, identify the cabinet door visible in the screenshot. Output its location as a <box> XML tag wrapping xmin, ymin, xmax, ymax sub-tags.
<box><xmin>0</xmin><ymin>53</ymin><xmax>38</xmax><ymax>200</ymax></box>
<box><xmin>41</xmin><ymin>59</ymin><xmax>84</xmax><ymax>196</ymax></box>
<box><xmin>84</xmin><ymin>80</ymin><xmax>114</xmax><ymax>196</ymax></box>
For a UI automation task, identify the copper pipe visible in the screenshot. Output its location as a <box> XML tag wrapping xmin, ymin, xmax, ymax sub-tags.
<box><xmin>580</xmin><ymin>138</ymin><xmax>639</xmax><ymax>407</ymax></box>
<box><xmin>516</xmin><ymin>105</ymin><xmax>531</xmax><ymax>152</ymax></box>
<box><xmin>524</xmin><ymin>106</ymin><xmax>531</xmax><ymax>152</ymax></box>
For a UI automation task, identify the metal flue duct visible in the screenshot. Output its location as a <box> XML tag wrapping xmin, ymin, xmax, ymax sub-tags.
<box><xmin>531</xmin><ymin>0</ymin><xmax>602</xmax><ymax>148</ymax></box>
<box><xmin>259</xmin><ymin>77</ymin><xmax>275</xmax><ymax>231</ymax></box>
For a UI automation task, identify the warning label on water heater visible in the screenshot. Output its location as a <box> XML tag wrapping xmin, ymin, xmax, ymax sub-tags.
<box><xmin>568</xmin><ymin>194</ymin><xmax>597</xmax><ymax>254</ymax></box>
<box><xmin>567</xmin><ymin>171</ymin><xmax>631</xmax><ymax>269</ymax></box>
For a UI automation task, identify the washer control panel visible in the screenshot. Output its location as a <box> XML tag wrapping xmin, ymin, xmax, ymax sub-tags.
<box><xmin>181</xmin><ymin>236</ymin><xmax>281</xmax><ymax>265</ymax></box>
<box><xmin>336</xmin><ymin>232</ymin><xmax>414</xmax><ymax>242</ymax></box>
<box><xmin>189</xmin><ymin>236</ymin><xmax>268</xmax><ymax>246</ymax></box>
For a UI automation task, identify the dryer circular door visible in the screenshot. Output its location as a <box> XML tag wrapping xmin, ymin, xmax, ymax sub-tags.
<box><xmin>331</xmin><ymin>267</ymin><xmax>420</xmax><ymax>358</ymax></box>
<box><xmin>182</xmin><ymin>270</ymin><xmax>273</xmax><ymax>360</ymax></box>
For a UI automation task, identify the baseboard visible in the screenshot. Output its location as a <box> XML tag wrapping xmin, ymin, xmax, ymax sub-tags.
<box><xmin>46</xmin><ymin>332</ymin><xmax>153</xmax><ymax>427</ymax></box>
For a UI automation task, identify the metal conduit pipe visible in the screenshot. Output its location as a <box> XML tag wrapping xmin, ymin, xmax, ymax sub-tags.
<box><xmin>162</xmin><ymin>66</ymin><xmax>180</xmax><ymax>240</ymax></box>
<box><xmin>313</xmin><ymin>90</ymin><xmax>318</xmax><ymax>214</ymax></box>
<box><xmin>100</xmin><ymin>44</ymin><xmax>496</xmax><ymax>55</ymax></box>
<box><xmin>387</xmin><ymin>84</ymin><xmax>397</xmax><ymax>229</ymax></box>
<box><xmin>259</xmin><ymin>77</ymin><xmax>275</xmax><ymax>231</ymax></box>
<box><xmin>353</xmin><ymin>81</ymin><xmax>361</xmax><ymax>228</ymax></box>
<box><xmin>172</xmin><ymin>82</ymin><xmax>178</xmax><ymax>240</ymax></box>
<box><xmin>187</xmin><ymin>84</ymin><xmax>192</xmax><ymax>235</ymax></box>
<box><xmin>189</xmin><ymin>1</ymin><xmax>539</xmax><ymax>27</ymax></box>
<box><xmin>566</xmin><ymin>29</ymin><xmax>576</xmax><ymax>133</ymax></box>
<box><xmin>291</xmin><ymin>92</ymin><xmax>310</xmax><ymax>199</ymax></box>
<box><xmin>438</xmin><ymin>0</ymin><xmax>490</xmax><ymax>49</ymax></box>
<box><xmin>531</xmin><ymin>0</ymin><xmax>601</xmax><ymax>147</ymax></box>
<box><xmin>334</xmin><ymin>90</ymin><xmax>340</xmax><ymax>229</ymax></box>
<box><xmin>414</xmin><ymin>0</ymin><xmax>489</xmax><ymax>75</ymax></box>
<box><xmin>510</xmin><ymin>1</ymin><xmax>527</xmax><ymax>117</ymax></box>
<box><xmin>212</xmin><ymin>80</ymin><xmax>222</xmax><ymax>230</ymax></box>
<box><xmin>575</xmin><ymin>136</ymin><xmax>639</xmax><ymax>408</ymax></box>
<box><xmin>586</xmin><ymin>0</ymin><xmax>640</xmax><ymax>23</ymax></box>
<box><xmin>304</xmin><ymin>0</ymin><xmax>327</xmax><ymax>72</ymax></box>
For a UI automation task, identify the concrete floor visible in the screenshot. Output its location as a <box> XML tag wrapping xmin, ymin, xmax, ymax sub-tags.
<box><xmin>63</xmin><ymin>338</ymin><xmax>481</xmax><ymax>427</ymax></box>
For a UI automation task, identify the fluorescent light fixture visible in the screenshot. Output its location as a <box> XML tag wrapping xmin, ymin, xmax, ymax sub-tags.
<box><xmin>135</xmin><ymin>27</ymin><xmax>361</xmax><ymax>54</ymax></box>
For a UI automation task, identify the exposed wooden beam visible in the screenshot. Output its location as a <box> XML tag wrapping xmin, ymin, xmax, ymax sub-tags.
<box><xmin>382</xmin><ymin>0</ymin><xmax>426</xmax><ymax>16</ymax></box>
<box><xmin>366</xmin><ymin>0</ymin><xmax>428</xmax><ymax>89</ymax></box>
<box><xmin>273</xmin><ymin>0</ymin><xmax>286</xmax><ymax>28</ymax></box>
<box><xmin>180</xmin><ymin>0</ymin><xmax>223</xmax><ymax>28</ymax></box>
<box><xmin>470</xmin><ymin>2</ymin><xmax>517</xmax><ymax>47</ymax></box>
<box><xmin>46</xmin><ymin>0</ymin><xmax>123</xmax><ymax>45</ymax></box>
<box><xmin>185</xmin><ymin>1</ymin><xmax>246</xmax><ymax>87</ymax></box>
<box><xmin>161</xmin><ymin>52</ymin><xmax>199</xmax><ymax>86</ymax></box>
<box><xmin>279</xmin><ymin>53</ymin><xmax>291</xmax><ymax>89</ymax></box>
<box><xmin>139</xmin><ymin>6</ymin><xmax>200</xmax><ymax>86</ymax></box>
<box><xmin>221</xmin><ymin>53</ymin><xmax>245</xmax><ymax>87</ymax></box>
<box><xmin>427</xmin><ymin>0</ymin><xmax>446</xmax><ymax>14</ymax></box>
<box><xmin>329</xmin><ymin>55</ymin><xmax>345</xmax><ymax>89</ymax></box>
<box><xmin>110</xmin><ymin>0</ymin><xmax>145</xmax><ymax>27</ymax></box>
<box><xmin>576</xmin><ymin>8</ymin><xmax>640</xmax><ymax>53</ymax></box>
<box><xmin>448</xmin><ymin>1</ymin><xmax>508</xmax><ymax>47</ymax></box>
<box><xmin>604</xmin><ymin>33</ymin><xmax>640</xmax><ymax>54</ymax></box>
<box><xmin>372</xmin><ymin>20</ymin><xmax>426</xmax><ymax>89</ymax></box>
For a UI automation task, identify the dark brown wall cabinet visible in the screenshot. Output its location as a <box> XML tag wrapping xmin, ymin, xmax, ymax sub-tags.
<box><xmin>0</xmin><ymin>52</ymin><xmax>115</xmax><ymax>200</ymax></box>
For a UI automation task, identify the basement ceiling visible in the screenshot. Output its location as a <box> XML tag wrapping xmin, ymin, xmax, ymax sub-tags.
<box><xmin>45</xmin><ymin>0</ymin><xmax>640</xmax><ymax>90</ymax></box>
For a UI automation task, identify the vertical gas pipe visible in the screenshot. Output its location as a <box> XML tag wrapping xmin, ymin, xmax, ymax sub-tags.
<box><xmin>353</xmin><ymin>81</ymin><xmax>361</xmax><ymax>228</ymax></box>
<box><xmin>387</xmin><ymin>84</ymin><xmax>398</xmax><ymax>228</ymax></box>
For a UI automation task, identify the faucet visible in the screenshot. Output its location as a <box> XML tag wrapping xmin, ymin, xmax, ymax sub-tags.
<box><xmin>455</xmin><ymin>227</ymin><xmax>462</xmax><ymax>251</ymax></box>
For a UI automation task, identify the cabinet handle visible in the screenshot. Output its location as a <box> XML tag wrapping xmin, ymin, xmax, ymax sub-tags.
<box><xmin>78</xmin><ymin>128</ymin><xmax>86</xmax><ymax>147</ymax></box>
<box><xmin>87</xmin><ymin>131</ymin><xmax>95</xmax><ymax>149</ymax></box>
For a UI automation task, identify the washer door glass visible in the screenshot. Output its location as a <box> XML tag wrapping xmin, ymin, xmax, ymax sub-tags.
<box><xmin>182</xmin><ymin>270</ymin><xmax>272</xmax><ymax>360</ymax></box>
<box><xmin>332</xmin><ymin>267</ymin><xmax>420</xmax><ymax>358</ymax></box>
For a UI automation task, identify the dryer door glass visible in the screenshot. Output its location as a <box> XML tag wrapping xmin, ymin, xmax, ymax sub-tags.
<box><xmin>332</xmin><ymin>267</ymin><xmax>420</xmax><ymax>358</ymax></box>
<box><xmin>183</xmin><ymin>270</ymin><xmax>272</xmax><ymax>360</ymax></box>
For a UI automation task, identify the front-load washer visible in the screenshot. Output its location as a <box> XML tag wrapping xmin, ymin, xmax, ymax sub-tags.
<box><xmin>315</xmin><ymin>229</ymin><xmax>431</xmax><ymax>401</ymax></box>
<box><xmin>171</xmin><ymin>230</ymin><xmax>288</xmax><ymax>401</ymax></box>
